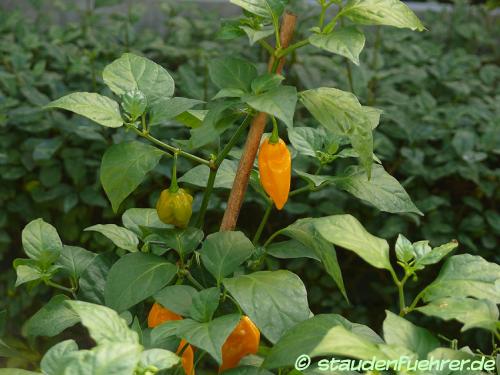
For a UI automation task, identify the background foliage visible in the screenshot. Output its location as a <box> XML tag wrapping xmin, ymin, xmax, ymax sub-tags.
<box><xmin>0</xmin><ymin>0</ymin><xmax>498</xmax><ymax>367</ymax></box>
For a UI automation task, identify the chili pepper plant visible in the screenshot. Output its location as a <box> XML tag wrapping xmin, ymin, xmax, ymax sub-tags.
<box><xmin>6</xmin><ymin>0</ymin><xmax>500</xmax><ymax>374</ymax></box>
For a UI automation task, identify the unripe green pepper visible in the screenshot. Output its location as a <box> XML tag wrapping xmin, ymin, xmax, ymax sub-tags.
<box><xmin>156</xmin><ymin>188</ymin><xmax>193</xmax><ymax>228</ymax></box>
<box><xmin>156</xmin><ymin>152</ymin><xmax>193</xmax><ymax>228</ymax></box>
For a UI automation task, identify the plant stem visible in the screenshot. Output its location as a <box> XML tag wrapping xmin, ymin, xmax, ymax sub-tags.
<box><xmin>338</xmin><ymin>6</ymin><xmax>355</xmax><ymax>93</ymax></box>
<box><xmin>225</xmin><ymin>293</ymin><xmax>243</xmax><ymax>314</ymax></box>
<box><xmin>185</xmin><ymin>271</ymin><xmax>204</xmax><ymax>290</ymax></box>
<box><xmin>215</xmin><ymin>114</ymin><xmax>253</xmax><ymax>167</ymax></box>
<box><xmin>193</xmin><ymin>351</ymin><xmax>207</xmax><ymax>373</ymax></box>
<box><xmin>259</xmin><ymin>39</ymin><xmax>275</xmax><ymax>55</ymax></box>
<box><xmin>389</xmin><ymin>267</ymin><xmax>414</xmax><ymax>315</ymax></box>
<box><xmin>129</xmin><ymin>126</ymin><xmax>211</xmax><ymax>167</ymax></box>
<box><xmin>403</xmin><ymin>288</ymin><xmax>428</xmax><ymax>316</ymax></box>
<box><xmin>196</xmin><ymin>169</ymin><xmax>217</xmax><ymax>228</ymax></box>
<box><xmin>269</xmin><ymin>116</ymin><xmax>279</xmax><ymax>143</ymax></box>
<box><xmin>263</xmin><ymin>228</ymin><xmax>284</xmax><ymax>248</ymax></box>
<box><xmin>276</xmin><ymin>39</ymin><xmax>309</xmax><ymax>58</ymax></box>
<box><xmin>253</xmin><ymin>201</ymin><xmax>273</xmax><ymax>245</ymax></box>
<box><xmin>46</xmin><ymin>281</ymin><xmax>77</xmax><ymax>299</ymax></box>
<box><xmin>196</xmin><ymin>114</ymin><xmax>253</xmax><ymax>228</ymax></box>
<box><xmin>169</xmin><ymin>152</ymin><xmax>179</xmax><ymax>192</ymax></box>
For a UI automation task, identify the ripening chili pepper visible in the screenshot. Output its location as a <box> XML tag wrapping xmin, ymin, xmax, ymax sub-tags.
<box><xmin>148</xmin><ymin>303</ymin><xmax>195</xmax><ymax>375</ymax></box>
<box><xmin>258</xmin><ymin>118</ymin><xmax>291</xmax><ymax>210</ymax></box>
<box><xmin>219</xmin><ymin>316</ymin><xmax>260</xmax><ymax>372</ymax></box>
<box><xmin>156</xmin><ymin>153</ymin><xmax>193</xmax><ymax>228</ymax></box>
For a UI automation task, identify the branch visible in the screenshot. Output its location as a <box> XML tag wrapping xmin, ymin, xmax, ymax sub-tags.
<box><xmin>220</xmin><ymin>12</ymin><xmax>298</xmax><ymax>231</ymax></box>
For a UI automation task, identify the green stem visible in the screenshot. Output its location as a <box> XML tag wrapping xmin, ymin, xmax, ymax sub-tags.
<box><xmin>389</xmin><ymin>268</ymin><xmax>406</xmax><ymax>314</ymax></box>
<box><xmin>258</xmin><ymin>39</ymin><xmax>275</xmax><ymax>55</ymax></box>
<box><xmin>196</xmin><ymin>114</ymin><xmax>253</xmax><ymax>228</ymax></box>
<box><xmin>275</xmin><ymin>39</ymin><xmax>309</xmax><ymax>58</ymax></box>
<box><xmin>129</xmin><ymin>126</ymin><xmax>211</xmax><ymax>167</ymax></box>
<box><xmin>215</xmin><ymin>114</ymin><xmax>253</xmax><ymax>167</ymax></box>
<box><xmin>185</xmin><ymin>271</ymin><xmax>204</xmax><ymax>291</ymax></box>
<box><xmin>263</xmin><ymin>228</ymin><xmax>285</xmax><ymax>248</ymax></box>
<box><xmin>196</xmin><ymin>169</ymin><xmax>216</xmax><ymax>228</ymax></box>
<box><xmin>319</xmin><ymin>1</ymin><xmax>336</xmax><ymax>29</ymax></box>
<box><xmin>289</xmin><ymin>184</ymin><xmax>315</xmax><ymax>197</ymax></box>
<box><xmin>272</xmin><ymin>13</ymin><xmax>281</xmax><ymax>49</ymax></box>
<box><xmin>169</xmin><ymin>152</ymin><xmax>179</xmax><ymax>193</ymax></box>
<box><xmin>403</xmin><ymin>288</ymin><xmax>428</xmax><ymax>316</ymax></box>
<box><xmin>269</xmin><ymin>116</ymin><xmax>279</xmax><ymax>143</ymax></box>
<box><xmin>141</xmin><ymin>113</ymin><xmax>147</xmax><ymax>133</ymax></box>
<box><xmin>46</xmin><ymin>280</ymin><xmax>77</xmax><ymax>299</ymax></box>
<box><xmin>225</xmin><ymin>293</ymin><xmax>243</xmax><ymax>315</ymax></box>
<box><xmin>253</xmin><ymin>201</ymin><xmax>273</xmax><ymax>245</ymax></box>
<box><xmin>193</xmin><ymin>351</ymin><xmax>207</xmax><ymax>374</ymax></box>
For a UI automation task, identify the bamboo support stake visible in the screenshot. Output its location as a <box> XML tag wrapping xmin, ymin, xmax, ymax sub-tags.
<box><xmin>220</xmin><ymin>12</ymin><xmax>297</xmax><ymax>231</ymax></box>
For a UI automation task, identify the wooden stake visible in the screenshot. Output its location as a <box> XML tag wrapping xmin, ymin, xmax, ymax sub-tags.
<box><xmin>220</xmin><ymin>12</ymin><xmax>297</xmax><ymax>231</ymax></box>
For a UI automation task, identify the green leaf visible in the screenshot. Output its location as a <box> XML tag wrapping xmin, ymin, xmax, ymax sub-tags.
<box><xmin>57</xmin><ymin>245</ymin><xmax>97</xmax><ymax>281</ymax></box>
<box><xmin>189</xmin><ymin>287</ymin><xmax>220</xmax><ymax>322</ymax></box>
<box><xmin>251</xmin><ymin>73</ymin><xmax>284</xmax><ymax>94</ymax></box>
<box><xmin>240</xmin><ymin>25</ymin><xmax>275</xmax><ymax>45</ymax></box>
<box><xmin>85</xmin><ymin>224</ymin><xmax>139</xmax><ymax>252</ymax></box>
<box><xmin>45</xmin><ymin>92</ymin><xmax>123</xmax><ymax>128</ymax></box>
<box><xmin>309</xmin><ymin>27</ymin><xmax>366</xmax><ymax>65</ymax></box>
<box><xmin>263</xmin><ymin>314</ymin><xmax>385</xmax><ymax>369</ymax></box>
<box><xmin>175</xmin><ymin>110</ymin><xmax>207</xmax><ymax>128</ymax></box>
<box><xmin>149</xmin><ymin>97</ymin><xmax>203</xmax><ymax>126</ymax></box>
<box><xmin>208</xmin><ymin>57</ymin><xmax>258</xmax><ymax>92</ymax></box>
<box><xmin>63</xmin><ymin>343</ymin><xmax>142</xmax><ymax>375</ymax></box>
<box><xmin>423</xmin><ymin>254</ymin><xmax>500</xmax><ymax>304</ymax></box>
<box><xmin>145</xmin><ymin>227</ymin><xmax>204</xmax><ymax>258</ymax></box>
<box><xmin>244</xmin><ymin>86</ymin><xmax>297</xmax><ymax>128</ymax></box>
<box><xmin>279</xmin><ymin>219</ymin><xmax>347</xmax><ymax>301</ymax></box>
<box><xmin>267</xmin><ymin>240</ymin><xmax>319</xmax><ymax>261</ymax></box>
<box><xmin>300</xmin><ymin>88</ymin><xmax>381</xmax><ymax>177</ymax></box>
<box><xmin>65</xmin><ymin>301</ymin><xmax>139</xmax><ymax>344</ymax></box>
<box><xmin>121</xmin><ymin>89</ymin><xmax>147</xmax><ymax>121</ymax></box>
<box><xmin>139</xmin><ymin>349</ymin><xmax>179</xmax><ymax>371</ymax></box>
<box><xmin>223</xmin><ymin>270</ymin><xmax>310</xmax><ymax>343</ymax></box>
<box><xmin>104</xmin><ymin>253</ymin><xmax>177</xmax><ymax>312</ymax></box>
<box><xmin>100</xmin><ymin>141</ymin><xmax>164</xmax><ymax>212</ymax></box>
<box><xmin>336</xmin><ymin>165</ymin><xmax>423</xmax><ymax>215</ymax></box>
<box><xmin>341</xmin><ymin>0</ymin><xmax>425</xmax><ymax>31</ymax></box>
<box><xmin>14</xmin><ymin>261</ymin><xmax>43</xmax><ymax>287</ymax></box>
<box><xmin>230</xmin><ymin>0</ymin><xmax>286</xmax><ymax>19</ymax></box>
<box><xmin>288</xmin><ymin>127</ymin><xmax>325</xmax><ymax>158</ymax></box>
<box><xmin>413</xmin><ymin>240</ymin><xmax>458</xmax><ymax>269</ymax></box>
<box><xmin>78</xmin><ymin>253</ymin><xmax>115</xmax><ymax>305</ymax></box>
<box><xmin>201</xmin><ymin>231</ymin><xmax>254</xmax><ymax>284</ymax></box>
<box><xmin>152</xmin><ymin>314</ymin><xmax>240</xmax><ymax>364</ymax></box>
<box><xmin>395</xmin><ymin>234</ymin><xmax>414</xmax><ymax>263</ymax></box>
<box><xmin>22</xmin><ymin>218</ymin><xmax>62</xmax><ymax>267</ymax></box>
<box><xmin>416</xmin><ymin>297</ymin><xmax>499</xmax><ymax>332</ymax></box>
<box><xmin>154</xmin><ymin>285</ymin><xmax>198</xmax><ymax>317</ymax></box>
<box><xmin>0</xmin><ymin>370</ymin><xmax>42</xmax><ymax>375</ymax></box>
<box><xmin>25</xmin><ymin>295</ymin><xmax>79</xmax><ymax>337</ymax></box>
<box><xmin>122</xmin><ymin>208</ymin><xmax>170</xmax><ymax>237</ymax></box>
<box><xmin>314</xmin><ymin>214</ymin><xmax>391</xmax><ymax>270</ymax></box>
<box><xmin>383</xmin><ymin>311</ymin><xmax>439</xmax><ymax>359</ymax></box>
<box><xmin>179</xmin><ymin>159</ymin><xmax>237</xmax><ymax>189</ymax></box>
<box><xmin>103</xmin><ymin>53</ymin><xmax>175</xmax><ymax>104</ymax></box>
<box><xmin>40</xmin><ymin>340</ymin><xmax>78</xmax><ymax>375</ymax></box>
<box><xmin>213</xmin><ymin>88</ymin><xmax>246</xmax><ymax>100</ymax></box>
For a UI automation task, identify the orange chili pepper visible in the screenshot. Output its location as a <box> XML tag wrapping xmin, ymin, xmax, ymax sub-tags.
<box><xmin>258</xmin><ymin>137</ymin><xmax>291</xmax><ymax>210</ymax></box>
<box><xmin>219</xmin><ymin>316</ymin><xmax>260</xmax><ymax>372</ymax></box>
<box><xmin>148</xmin><ymin>303</ymin><xmax>195</xmax><ymax>375</ymax></box>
